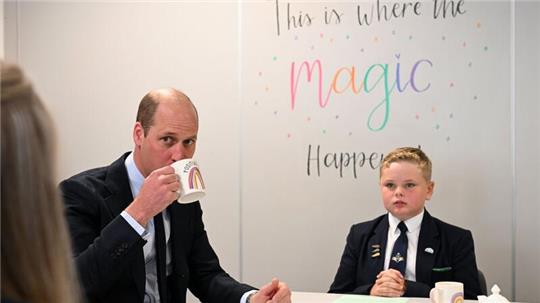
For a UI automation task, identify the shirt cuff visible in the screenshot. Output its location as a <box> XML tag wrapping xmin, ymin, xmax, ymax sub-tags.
<box><xmin>120</xmin><ymin>210</ymin><xmax>146</xmax><ymax>236</ymax></box>
<box><xmin>240</xmin><ymin>290</ymin><xmax>257</xmax><ymax>303</ymax></box>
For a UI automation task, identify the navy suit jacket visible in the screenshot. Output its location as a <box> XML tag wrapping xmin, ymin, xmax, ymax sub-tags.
<box><xmin>329</xmin><ymin>211</ymin><xmax>481</xmax><ymax>299</ymax></box>
<box><xmin>60</xmin><ymin>153</ymin><xmax>254</xmax><ymax>303</ymax></box>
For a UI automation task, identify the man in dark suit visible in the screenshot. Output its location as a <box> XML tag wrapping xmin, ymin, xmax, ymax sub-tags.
<box><xmin>60</xmin><ymin>88</ymin><xmax>291</xmax><ymax>303</ymax></box>
<box><xmin>329</xmin><ymin>147</ymin><xmax>481</xmax><ymax>299</ymax></box>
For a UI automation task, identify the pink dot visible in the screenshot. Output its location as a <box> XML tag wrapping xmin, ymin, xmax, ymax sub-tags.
<box><xmin>415</xmin><ymin>114</ymin><xmax>420</xmax><ymax>120</ymax></box>
<box><xmin>287</xmin><ymin>133</ymin><xmax>292</xmax><ymax>138</ymax></box>
<box><xmin>462</xmin><ymin>42</ymin><xmax>467</xmax><ymax>47</ymax></box>
<box><xmin>450</xmin><ymin>82</ymin><xmax>454</xmax><ymax>88</ymax></box>
<box><xmin>320</xmin><ymin>33</ymin><xmax>324</xmax><ymax>38</ymax></box>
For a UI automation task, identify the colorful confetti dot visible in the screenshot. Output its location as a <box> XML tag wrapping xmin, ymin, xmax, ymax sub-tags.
<box><xmin>476</xmin><ymin>21</ymin><xmax>481</xmax><ymax>28</ymax></box>
<box><xmin>320</xmin><ymin>33</ymin><xmax>324</xmax><ymax>38</ymax></box>
<box><xmin>435</xmin><ymin>124</ymin><xmax>440</xmax><ymax>130</ymax></box>
<box><xmin>484</xmin><ymin>46</ymin><xmax>489</xmax><ymax>51</ymax></box>
<box><xmin>415</xmin><ymin>114</ymin><xmax>420</xmax><ymax>120</ymax></box>
<box><xmin>272</xmin><ymin>56</ymin><xmax>277</xmax><ymax>61</ymax></box>
<box><xmin>322</xmin><ymin>129</ymin><xmax>326</xmax><ymax>134</ymax></box>
<box><xmin>287</xmin><ymin>133</ymin><xmax>292</xmax><ymax>139</ymax></box>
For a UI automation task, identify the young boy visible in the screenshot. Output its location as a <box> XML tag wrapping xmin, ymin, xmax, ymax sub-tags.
<box><xmin>329</xmin><ymin>147</ymin><xmax>481</xmax><ymax>299</ymax></box>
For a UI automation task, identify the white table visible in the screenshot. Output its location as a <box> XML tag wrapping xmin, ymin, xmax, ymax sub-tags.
<box><xmin>291</xmin><ymin>291</ymin><xmax>481</xmax><ymax>303</ymax></box>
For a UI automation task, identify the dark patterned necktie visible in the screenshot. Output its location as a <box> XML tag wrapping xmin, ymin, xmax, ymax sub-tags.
<box><xmin>154</xmin><ymin>212</ymin><xmax>168</xmax><ymax>303</ymax></box>
<box><xmin>389</xmin><ymin>221</ymin><xmax>408</xmax><ymax>275</ymax></box>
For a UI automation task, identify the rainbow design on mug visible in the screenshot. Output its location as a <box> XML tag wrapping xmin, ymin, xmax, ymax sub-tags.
<box><xmin>188</xmin><ymin>166</ymin><xmax>205</xmax><ymax>190</ymax></box>
<box><xmin>451</xmin><ymin>292</ymin><xmax>464</xmax><ymax>303</ymax></box>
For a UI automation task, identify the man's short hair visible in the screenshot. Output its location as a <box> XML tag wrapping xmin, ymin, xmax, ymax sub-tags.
<box><xmin>136</xmin><ymin>93</ymin><xmax>158</xmax><ymax>136</ymax></box>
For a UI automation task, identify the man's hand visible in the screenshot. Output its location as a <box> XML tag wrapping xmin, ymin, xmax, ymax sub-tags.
<box><xmin>250</xmin><ymin>278</ymin><xmax>291</xmax><ymax>303</ymax></box>
<box><xmin>370</xmin><ymin>269</ymin><xmax>406</xmax><ymax>297</ymax></box>
<box><xmin>125</xmin><ymin>166</ymin><xmax>179</xmax><ymax>226</ymax></box>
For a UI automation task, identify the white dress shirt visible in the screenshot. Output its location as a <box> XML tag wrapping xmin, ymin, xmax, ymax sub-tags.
<box><xmin>384</xmin><ymin>211</ymin><xmax>424</xmax><ymax>281</ymax></box>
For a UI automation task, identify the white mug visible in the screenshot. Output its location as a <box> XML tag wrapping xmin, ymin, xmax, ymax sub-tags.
<box><xmin>171</xmin><ymin>159</ymin><xmax>206</xmax><ymax>204</ymax></box>
<box><xmin>430</xmin><ymin>281</ymin><xmax>464</xmax><ymax>303</ymax></box>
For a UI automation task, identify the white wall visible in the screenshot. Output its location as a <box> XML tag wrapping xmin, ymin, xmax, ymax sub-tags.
<box><xmin>3</xmin><ymin>1</ymin><xmax>538</xmax><ymax>302</ymax></box>
<box><xmin>515</xmin><ymin>1</ymin><xmax>540</xmax><ymax>302</ymax></box>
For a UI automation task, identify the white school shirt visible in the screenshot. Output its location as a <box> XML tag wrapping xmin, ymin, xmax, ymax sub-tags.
<box><xmin>383</xmin><ymin>211</ymin><xmax>424</xmax><ymax>281</ymax></box>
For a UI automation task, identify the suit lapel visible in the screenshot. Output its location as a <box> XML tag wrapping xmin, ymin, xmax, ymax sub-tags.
<box><xmin>365</xmin><ymin>215</ymin><xmax>389</xmax><ymax>281</ymax></box>
<box><xmin>103</xmin><ymin>153</ymin><xmax>146</xmax><ymax>300</ymax></box>
<box><xmin>416</xmin><ymin>210</ymin><xmax>439</xmax><ymax>284</ymax></box>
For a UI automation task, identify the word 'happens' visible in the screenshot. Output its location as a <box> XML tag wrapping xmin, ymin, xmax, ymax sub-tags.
<box><xmin>307</xmin><ymin>144</ymin><xmax>384</xmax><ymax>179</ymax></box>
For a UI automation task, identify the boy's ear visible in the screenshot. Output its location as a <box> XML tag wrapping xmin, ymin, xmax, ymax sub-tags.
<box><xmin>426</xmin><ymin>181</ymin><xmax>435</xmax><ymax>200</ymax></box>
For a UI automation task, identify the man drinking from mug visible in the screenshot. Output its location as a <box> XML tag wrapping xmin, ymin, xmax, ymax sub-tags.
<box><xmin>60</xmin><ymin>88</ymin><xmax>291</xmax><ymax>303</ymax></box>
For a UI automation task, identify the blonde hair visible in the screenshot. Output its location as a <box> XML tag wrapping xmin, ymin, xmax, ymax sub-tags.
<box><xmin>380</xmin><ymin>147</ymin><xmax>432</xmax><ymax>181</ymax></box>
<box><xmin>1</xmin><ymin>63</ymin><xmax>80</xmax><ymax>303</ymax></box>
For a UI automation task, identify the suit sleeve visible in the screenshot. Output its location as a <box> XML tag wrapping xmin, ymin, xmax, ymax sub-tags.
<box><xmin>450</xmin><ymin>230</ymin><xmax>481</xmax><ymax>299</ymax></box>
<box><xmin>186</xmin><ymin>204</ymin><xmax>255</xmax><ymax>303</ymax></box>
<box><xmin>329</xmin><ymin>226</ymin><xmax>374</xmax><ymax>295</ymax></box>
<box><xmin>61</xmin><ymin>179</ymin><xmax>146</xmax><ymax>300</ymax></box>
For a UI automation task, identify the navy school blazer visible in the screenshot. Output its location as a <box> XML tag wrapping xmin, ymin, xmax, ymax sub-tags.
<box><xmin>329</xmin><ymin>211</ymin><xmax>481</xmax><ymax>299</ymax></box>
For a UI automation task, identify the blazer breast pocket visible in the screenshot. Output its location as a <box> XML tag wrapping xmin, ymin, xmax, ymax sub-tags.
<box><xmin>431</xmin><ymin>266</ymin><xmax>453</xmax><ymax>282</ymax></box>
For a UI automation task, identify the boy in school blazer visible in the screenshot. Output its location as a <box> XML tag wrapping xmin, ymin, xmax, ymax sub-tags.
<box><xmin>329</xmin><ymin>147</ymin><xmax>481</xmax><ymax>299</ymax></box>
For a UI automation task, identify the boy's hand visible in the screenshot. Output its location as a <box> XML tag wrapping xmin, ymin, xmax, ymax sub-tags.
<box><xmin>370</xmin><ymin>269</ymin><xmax>406</xmax><ymax>297</ymax></box>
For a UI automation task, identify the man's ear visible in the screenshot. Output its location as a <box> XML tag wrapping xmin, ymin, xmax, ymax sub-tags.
<box><xmin>133</xmin><ymin>122</ymin><xmax>144</xmax><ymax>146</ymax></box>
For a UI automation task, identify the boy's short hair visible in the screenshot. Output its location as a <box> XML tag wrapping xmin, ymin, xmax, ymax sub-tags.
<box><xmin>380</xmin><ymin>147</ymin><xmax>432</xmax><ymax>181</ymax></box>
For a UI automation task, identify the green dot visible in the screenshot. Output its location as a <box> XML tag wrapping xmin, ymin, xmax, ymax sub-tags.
<box><xmin>322</xmin><ymin>129</ymin><xmax>326</xmax><ymax>134</ymax></box>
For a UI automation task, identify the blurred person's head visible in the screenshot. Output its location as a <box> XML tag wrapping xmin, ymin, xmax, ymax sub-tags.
<box><xmin>1</xmin><ymin>62</ymin><xmax>80</xmax><ymax>303</ymax></box>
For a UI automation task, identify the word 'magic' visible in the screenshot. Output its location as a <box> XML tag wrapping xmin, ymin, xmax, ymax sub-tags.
<box><xmin>290</xmin><ymin>55</ymin><xmax>433</xmax><ymax>131</ymax></box>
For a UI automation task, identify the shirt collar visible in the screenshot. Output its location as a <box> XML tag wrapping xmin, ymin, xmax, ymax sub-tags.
<box><xmin>388</xmin><ymin>209</ymin><xmax>424</xmax><ymax>234</ymax></box>
<box><xmin>124</xmin><ymin>152</ymin><xmax>145</xmax><ymax>198</ymax></box>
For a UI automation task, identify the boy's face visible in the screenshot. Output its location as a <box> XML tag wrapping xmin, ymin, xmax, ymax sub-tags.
<box><xmin>379</xmin><ymin>161</ymin><xmax>434</xmax><ymax>221</ymax></box>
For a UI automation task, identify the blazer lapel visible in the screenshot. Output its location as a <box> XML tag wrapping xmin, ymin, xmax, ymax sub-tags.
<box><xmin>416</xmin><ymin>210</ymin><xmax>439</xmax><ymax>284</ymax></box>
<box><xmin>103</xmin><ymin>153</ymin><xmax>146</xmax><ymax>300</ymax></box>
<box><xmin>365</xmin><ymin>215</ymin><xmax>390</xmax><ymax>282</ymax></box>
